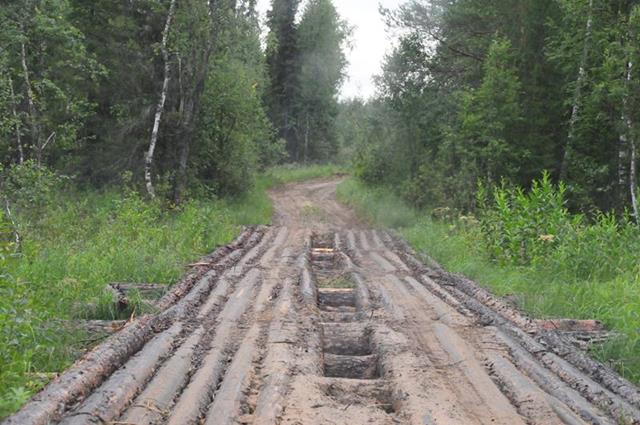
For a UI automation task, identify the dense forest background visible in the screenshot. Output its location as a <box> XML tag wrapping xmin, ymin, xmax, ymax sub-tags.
<box><xmin>2</xmin><ymin>0</ymin><xmax>640</xmax><ymax>417</ymax></box>
<box><xmin>0</xmin><ymin>0</ymin><xmax>348</xmax><ymax>201</ymax></box>
<box><xmin>0</xmin><ymin>0</ymin><xmax>348</xmax><ymax>415</ymax></box>
<box><xmin>346</xmin><ymin>0</ymin><xmax>640</xmax><ymax>217</ymax></box>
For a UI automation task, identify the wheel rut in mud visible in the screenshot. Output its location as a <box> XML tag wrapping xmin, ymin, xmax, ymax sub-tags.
<box><xmin>4</xmin><ymin>177</ymin><xmax>640</xmax><ymax>425</ymax></box>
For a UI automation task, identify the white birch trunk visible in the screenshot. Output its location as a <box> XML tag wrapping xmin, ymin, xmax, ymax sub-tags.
<box><xmin>623</xmin><ymin>59</ymin><xmax>639</xmax><ymax>221</ymax></box>
<box><xmin>560</xmin><ymin>0</ymin><xmax>594</xmax><ymax>181</ymax></box>
<box><xmin>8</xmin><ymin>76</ymin><xmax>24</xmax><ymax>164</ymax></box>
<box><xmin>145</xmin><ymin>0</ymin><xmax>177</xmax><ymax>198</ymax></box>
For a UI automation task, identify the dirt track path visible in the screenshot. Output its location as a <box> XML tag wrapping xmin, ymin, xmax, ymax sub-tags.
<box><xmin>5</xmin><ymin>177</ymin><xmax>640</xmax><ymax>425</ymax></box>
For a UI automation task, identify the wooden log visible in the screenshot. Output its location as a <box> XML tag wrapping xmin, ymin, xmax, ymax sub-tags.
<box><xmin>535</xmin><ymin>319</ymin><xmax>604</xmax><ymax>332</ymax></box>
<box><xmin>109</xmin><ymin>283</ymin><xmax>167</xmax><ymax>299</ymax></box>
<box><xmin>165</xmin><ymin>269</ymin><xmax>261</xmax><ymax>425</ymax></box>
<box><xmin>484</xmin><ymin>353</ymin><xmax>578</xmax><ymax>425</ymax></box>
<box><xmin>204</xmin><ymin>323</ymin><xmax>263</xmax><ymax>425</ymax></box>
<box><xmin>60</xmin><ymin>324</ymin><xmax>182</xmax><ymax>425</ymax></box>
<box><xmin>352</xmin><ymin>272</ymin><xmax>371</xmax><ymax>313</ymax></box>
<box><xmin>542</xmin><ymin>331</ymin><xmax>640</xmax><ymax>410</ymax></box>
<box><xmin>488</xmin><ymin>353</ymin><xmax>586</xmax><ymax>425</ymax></box>
<box><xmin>4</xmin><ymin>226</ymin><xmax>264</xmax><ymax>425</ymax></box>
<box><xmin>73</xmin><ymin>320</ymin><xmax>127</xmax><ymax>335</ymax></box>
<box><xmin>3</xmin><ymin>315</ymin><xmax>157</xmax><ymax>425</ymax></box>
<box><xmin>104</xmin><ymin>284</ymin><xmax>129</xmax><ymax>311</ymax></box>
<box><xmin>439</xmin><ymin>282</ymin><xmax>640</xmax><ymax>422</ymax></box>
<box><xmin>299</xmin><ymin>253</ymin><xmax>318</xmax><ymax>307</ymax></box>
<box><xmin>496</xmin><ymin>331</ymin><xmax>614</xmax><ymax>425</ymax></box>
<box><xmin>253</xmin><ymin>279</ymin><xmax>297</xmax><ymax>425</ymax></box>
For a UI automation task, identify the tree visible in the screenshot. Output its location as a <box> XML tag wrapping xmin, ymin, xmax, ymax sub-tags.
<box><xmin>0</xmin><ymin>0</ymin><xmax>103</xmax><ymax>168</ymax></box>
<box><xmin>456</xmin><ymin>37</ymin><xmax>524</xmax><ymax>185</ymax></box>
<box><xmin>265</xmin><ymin>0</ymin><xmax>301</xmax><ymax>156</ymax></box>
<box><xmin>295</xmin><ymin>0</ymin><xmax>348</xmax><ymax>162</ymax></box>
<box><xmin>559</xmin><ymin>0</ymin><xmax>595</xmax><ymax>182</ymax></box>
<box><xmin>145</xmin><ymin>0</ymin><xmax>177</xmax><ymax>198</ymax></box>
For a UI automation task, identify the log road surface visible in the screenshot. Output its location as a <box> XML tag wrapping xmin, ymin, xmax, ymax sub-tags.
<box><xmin>5</xmin><ymin>177</ymin><xmax>640</xmax><ymax>425</ymax></box>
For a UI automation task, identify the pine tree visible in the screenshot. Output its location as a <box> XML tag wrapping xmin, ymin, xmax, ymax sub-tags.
<box><xmin>295</xmin><ymin>0</ymin><xmax>348</xmax><ymax>162</ymax></box>
<box><xmin>265</xmin><ymin>0</ymin><xmax>301</xmax><ymax>157</ymax></box>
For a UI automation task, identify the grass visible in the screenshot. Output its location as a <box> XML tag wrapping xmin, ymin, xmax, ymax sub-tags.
<box><xmin>337</xmin><ymin>177</ymin><xmax>640</xmax><ymax>385</ymax></box>
<box><xmin>0</xmin><ymin>164</ymin><xmax>340</xmax><ymax>418</ymax></box>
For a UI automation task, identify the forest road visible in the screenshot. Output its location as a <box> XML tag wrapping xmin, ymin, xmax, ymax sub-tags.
<box><xmin>5</xmin><ymin>177</ymin><xmax>640</xmax><ymax>425</ymax></box>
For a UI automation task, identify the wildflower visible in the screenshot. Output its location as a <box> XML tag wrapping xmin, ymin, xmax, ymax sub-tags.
<box><xmin>539</xmin><ymin>234</ymin><xmax>555</xmax><ymax>242</ymax></box>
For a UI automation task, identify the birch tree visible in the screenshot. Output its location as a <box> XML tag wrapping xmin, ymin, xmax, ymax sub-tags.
<box><xmin>625</xmin><ymin>6</ymin><xmax>640</xmax><ymax>220</ymax></box>
<box><xmin>559</xmin><ymin>0</ymin><xmax>594</xmax><ymax>182</ymax></box>
<box><xmin>145</xmin><ymin>0</ymin><xmax>177</xmax><ymax>198</ymax></box>
<box><xmin>8</xmin><ymin>77</ymin><xmax>24</xmax><ymax>164</ymax></box>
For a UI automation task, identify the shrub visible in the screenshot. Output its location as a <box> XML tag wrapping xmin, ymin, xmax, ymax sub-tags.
<box><xmin>477</xmin><ymin>172</ymin><xmax>581</xmax><ymax>265</ymax></box>
<box><xmin>0</xmin><ymin>161</ymin><xmax>68</xmax><ymax>216</ymax></box>
<box><xmin>545</xmin><ymin>213</ymin><xmax>640</xmax><ymax>282</ymax></box>
<box><xmin>353</xmin><ymin>143</ymin><xmax>390</xmax><ymax>186</ymax></box>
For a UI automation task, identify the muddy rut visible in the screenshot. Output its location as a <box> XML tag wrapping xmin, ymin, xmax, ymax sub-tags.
<box><xmin>5</xmin><ymin>177</ymin><xmax>640</xmax><ymax>425</ymax></box>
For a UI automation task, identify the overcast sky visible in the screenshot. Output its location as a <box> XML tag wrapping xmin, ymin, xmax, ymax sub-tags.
<box><xmin>256</xmin><ymin>0</ymin><xmax>403</xmax><ymax>99</ymax></box>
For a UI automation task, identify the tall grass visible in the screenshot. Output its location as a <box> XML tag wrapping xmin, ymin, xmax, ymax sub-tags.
<box><xmin>0</xmin><ymin>164</ymin><xmax>340</xmax><ymax>418</ymax></box>
<box><xmin>337</xmin><ymin>177</ymin><xmax>640</xmax><ymax>385</ymax></box>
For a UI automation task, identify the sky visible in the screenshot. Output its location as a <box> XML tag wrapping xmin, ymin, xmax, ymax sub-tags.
<box><xmin>256</xmin><ymin>0</ymin><xmax>403</xmax><ymax>99</ymax></box>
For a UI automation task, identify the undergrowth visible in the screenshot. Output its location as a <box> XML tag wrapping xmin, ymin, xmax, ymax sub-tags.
<box><xmin>337</xmin><ymin>177</ymin><xmax>640</xmax><ymax>385</ymax></box>
<box><xmin>0</xmin><ymin>163</ymin><xmax>339</xmax><ymax>418</ymax></box>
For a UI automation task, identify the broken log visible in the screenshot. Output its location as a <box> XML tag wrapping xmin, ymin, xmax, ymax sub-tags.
<box><xmin>4</xmin><ymin>226</ymin><xmax>265</xmax><ymax>425</ymax></box>
<box><xmin>535</xmin><ymin>319</ymin><xmax>604</xmax><ymax>332</ymax></box>
<box><xmin>108</xmin><ymin>283</ymin><xmax>167</xmax><ymax>300</ymax></box>
<box><xmin>104</xmin><ymin>284</ymin><xmax>129</xmax><ymax>311</ymax></box>
<box><xmin>72</xmin><ymin>320</ymin><xmax>127</xmax><ymax>335</ymax></box>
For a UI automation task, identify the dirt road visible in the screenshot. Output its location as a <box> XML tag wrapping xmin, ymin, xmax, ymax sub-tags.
<box><xmin>5</xmin><ymin>178</ymin><xmax>640</xmax><ymax>425</ymax></box>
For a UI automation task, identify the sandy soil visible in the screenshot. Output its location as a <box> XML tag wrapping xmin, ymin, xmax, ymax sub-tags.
<box><xmin>5</xmin><ymin>177</ymin><xmax>640</xmax><ymax>425</ymax></box>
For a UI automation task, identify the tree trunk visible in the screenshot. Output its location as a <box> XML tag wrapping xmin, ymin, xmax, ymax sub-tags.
<box><xmin>304</xmin><ymin>113</ymin><xmax>309</xmax><ymax>164</ymax></box>
<box><xmin>145</xmin><ymin>0</ymin><xmax>177</xmax><ymax>198</ymax></box>
<box><xmin>173</xmin><ymin>0</ymin><xmax>228</xmax><ymax>204</ymax></box>
<box><xmin>21</xmin><ymin>40</ymin><xmax>41</xmax><ymax>164</ymax></box>
<box><xmin>560</xmin><ymin>0</ymin><xmax>594</xmax><ymax>181</ymax></box>
<box><xmin>8</xmin><ymin>76</ymin><xmax>24</xmax><ymax>164</ymax></box>
<box><xmin>631</xmin><ymin>138</ymin><xmax>638</xmax><ymax>221</ymax></box>
<box><xmin>624</xmin><ymin>58</ymin><xmax>639</xmax><ymax>221</ymax></box>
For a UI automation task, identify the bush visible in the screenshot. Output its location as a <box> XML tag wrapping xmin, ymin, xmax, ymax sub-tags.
<box><xmin>353</xmin><ymin>143</ymin><xmax>390</xmax><ymax>186</ymax></box>
<box><xmin>477</xmin><ymin>172</ymin><xmax>581</xmax><ymax>265</ymax></box>
<box><xmin>0</xmin><ymin>161</ymin><xmax>68</xmax><ymax>217</ymax></box>
<box><xmin>545</xmin><ymin>213</ymin><xmax>640</xmax><ymax>282</ymax></box>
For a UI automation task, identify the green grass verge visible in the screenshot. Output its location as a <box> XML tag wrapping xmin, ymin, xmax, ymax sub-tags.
<box><xmin>0</xmin><ymin>164</ymin><xmax>340</xmax><ymax>418</ymax></box>
<box><xmin>336</xmin><ymin>177</ymin><xmax>640</xmax><ymax>385</ymax></box>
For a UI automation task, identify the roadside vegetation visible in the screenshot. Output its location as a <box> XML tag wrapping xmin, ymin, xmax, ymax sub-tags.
<box><xmin>338</xmin><ymin>177</ymin><xmax>640</xmax><ymax>385</ymax></box>
<box><xmin>3</xmin><ymin>0</ymin><xmax>640</xmax><ymax>419</ymax></box>
<box><xmin>333</xmin><ymin>0</ymin><xmax>640</xmax><ymax>390</ymax></box>
<box><xmin>1</xmin><ymin>0</ymin><xmax>347</xmax><ymax>417</ymax></box>
<box><xmin>0</xmin><ymin>163</ymin><xmax>339</xmax><ymax>417</ymax></box>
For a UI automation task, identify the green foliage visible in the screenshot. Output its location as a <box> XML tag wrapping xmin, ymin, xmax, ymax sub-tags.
<box><xmin>194</xmin><ymin>52</ymin><xmax>272</xmax><ymax>196</ymax></box>
<box><xmin>0</xmin><ymin>0</ymin><xmax>104</xmax><ymax>166</ymax></box>
<box><xmin>337</xmin><ymin>179</ymin><xmax>418</xmax><ymax>228</ymax></box>
<box><xmin>265</xmin><ymin>0</ymin><xmax>348</xmax><ymax>162</ymax></box>
<box><xmin>477</xmin><ymin>172</ymin><xmax>580</xmax><ymax>265</ymax></box>
<box><xmin>0</xmin><ymin>161</ymin><xmax>67</xmax><ymax>218</ymax></box>
<box><xmin>294</xmin><ymin>0</ymin><xmax>349</xmax><ymax>162</ymax></box>
<box><xmin>353</xmin><ymin>142</ymin><xmax>391</xmax><ymax>186</ymax></box>
<box><xmin>0</xmin><ymin>165</ymin><xmax>338</xmax><ymax>417</ymax></box>
<box><xmin>338</xmin><ymin>176</ymin><xmax>640</xmax><ymax>385</ymax></box>
<box><xmin>342</xmin><ymin>0</ymin><xmax>640</xmax><ymax>216</ymax></box>
<box><xmin>265</xmin><ymin>0</ymin><xmax>301</xmax><ymax>151</ymax></box>
<box><xmin>456</xmin><ymin>37</ymin><xmax>525</xmax><ymax>184</ymax></box>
